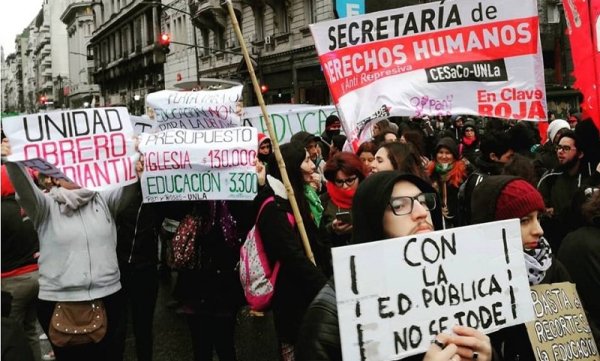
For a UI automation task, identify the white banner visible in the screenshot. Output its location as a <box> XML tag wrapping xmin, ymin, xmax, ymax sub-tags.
<box><xmin>145</xmin><ymin>86</ymin><xmax>244</xmax><ymax>131</ymax></box>
<box><xmin>138</xmin><ymin>127</ymin><xmax>258</xmax><ymax>202</ymax></box>
<box><xmin>2</xmin><ymin>108</ymin><xmax>137</xmax><ymax>191</ymax></box>
<box><xmin>310</xmin><ymin>0</ymin><xmax>547</xmax><ymax>148</ymax></box>
<box><xmin>332</xmin><ymin>219</ymin><xmax>535</xmax><ymax>361</ymax></box>
<box><xmin>242</xmin><ymin>104</ymin><xmax>339</xmax><ymax>143</ymax></box>
<box><xmin>130</xmin><ymin>114</ymin><xmax>156</xmax><ymax>135</ymax></box>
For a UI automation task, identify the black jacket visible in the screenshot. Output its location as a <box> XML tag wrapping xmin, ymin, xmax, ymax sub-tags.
<box><xmin>1</xmin><ymin>195</ymin><xmax>39</xmax><ymax>273</ymax></box>
<box><xmin>558</xmin><ymin>226</ymin><xmax>600</xmax><ymax>335</ymax></box>
<box><xmin>256</xmin><ymin>178</ymin><xmax>328</xmax><ymax>344</ymax></box>
<box><xmin>489</xmin><ymin>262</ymin><xmax>573</xmax><ymax>361</ymax></box>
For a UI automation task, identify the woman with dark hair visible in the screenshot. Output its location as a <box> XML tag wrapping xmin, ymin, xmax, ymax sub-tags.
<box><xmin>372</xmin><ymin>142</ymin><xmax>429</xmax><ymax>180</ymax></box>
<box><xmin>470</xmin><ymin>176</ymin><xmax>580</xmax><ymax>361</ymax></box>
<box><xmin>400</xmin><ymin>129</ymin><xmax>430</xmax><ymax>166</ymax></box>
<box><xmin>355</xmin><ymin>141</ymin><xmax>377</xmax><ymax>174</ymax></box>
<box><xmin>459</xmin><ymin>121</ymin><xmax>479</xmax><ymax>164</ymax></box>
<box><xmin>255</xmin><ymin>142</ymin><xmax>328</xmax><ymax>360</ymax></box>
<box><xmin>426</xmin><ymin>137</ymin><xmax>468</xmax><ymax>228</ymax></box>
<box><xmin>320</xmin><ymin>152</ymin><xmax>367</xmax><ymax>250</ymax></box>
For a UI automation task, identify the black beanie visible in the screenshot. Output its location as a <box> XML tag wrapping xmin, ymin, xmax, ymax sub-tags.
<box><xmin>435</xmin><ymin>137</ymin><xmax>459</xmax><ymax>160</ymax></box>
<box><xmin>352</xmin><ymin>171</ymin><xmax>441</xmax><ymax>244</ymax></box>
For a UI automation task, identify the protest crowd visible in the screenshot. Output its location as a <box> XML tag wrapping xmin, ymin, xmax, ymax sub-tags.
<box><xmin>1</xmin><ymin>109</ymin><xmax>599</xmax><ymax>361</ymax></box>
<box><xmin>2</xmin><ymin>0</ymin><xmax>600</xmax><ymax>360</ymax></box>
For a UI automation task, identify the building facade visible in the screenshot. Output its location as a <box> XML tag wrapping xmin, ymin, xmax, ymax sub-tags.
<box><xmin>60</xmin><ymin>0</ymin><xmax>101</xmax><ymax>108</ymax></box>
<box><xmin>88</xmin><ymin>0</ymin><xmax>165</xmax><ymax>113</ymax></box>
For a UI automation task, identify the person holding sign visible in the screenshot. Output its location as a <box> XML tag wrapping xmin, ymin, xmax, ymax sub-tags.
<box><xmin>255</xmin><ymin>142</ymin><xmax>329</xmax><ymax>360</ymax></box>
<box><xmin>471</xmin><ymin>176</ymin><xmax>574</xmax><ymax>361</ymax></box>
<box><xmin>1</xmin><ymin>141</ymin><xmax>140</xmax><ymax>361</ymax></box>
<box><xmin>296</xmin><ymin>171</ymin><xmax>494</xmax><ymax>361</ymax></box>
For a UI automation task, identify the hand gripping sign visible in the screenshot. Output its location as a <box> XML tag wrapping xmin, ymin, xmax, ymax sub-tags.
<box><xmin>2</xmin><ymin>108</ymin><xmax>138</xmax><ymax>191</ymax></box>
<box><xmin>310</xmin><ymin>0</ymin><xmax>548</xmax><ymax>149</ymax></box>
<box><xmin>332</xmin><ymin>220</ymin><xmax>535</xmax><ymax>361</ymax></box>
<box><xmin>138</xmin><ymin>127</ymin><xmax>258</xmax><ymax>202</ymax></box>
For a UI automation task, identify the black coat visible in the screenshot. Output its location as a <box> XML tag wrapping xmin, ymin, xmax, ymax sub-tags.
<box><xmin>558</xmin><ymin>226</ymin><xmax>600</xmax><ymax>335</ymax></box>
<box><xmin>256</xmin><ymin>182</ymin><xmax>328</xmax><ymax>344</ymax></box>
<box><xmin>1</xmin><ymin>195</ymin><xmax>39</xmax><ymax>273</ymax></box>
<box><xmin>489</xmin><ymin>261</ymin><xmax>572</xmax><ymax>361</ymax></box>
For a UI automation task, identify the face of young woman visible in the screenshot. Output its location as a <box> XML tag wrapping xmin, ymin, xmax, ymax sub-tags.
<box><xmin>520</xmin><ymin>210</ymin><xmax>544</xmax><ymax>250</ymax></box>
<box><xmin>301</xmin><ymin>151</ymin><xmax>315</xmax><ymax>182</ymax></box>
<box><xmin>436</xmin><ymin>147</ymin><xmax>455</xmax><ymax>165</ymax></box>
<box><xmin>359</xmin><ymin>152</ymin><xmax>375</xmax><ymax>169</ymax></box>
<box><xmin>373</xmin><ymin>147</ymin><xmax>394</xmax><ymax>173</ymax></box>
<box><xmin>334</xmin><ymin>170</ymin><xmax>359</xmax><ymax>190</ymax></box>
<box><xmin>383</xmin><ymin>181</ymin><xmax>434</xmax><ymax>238</ymax></box>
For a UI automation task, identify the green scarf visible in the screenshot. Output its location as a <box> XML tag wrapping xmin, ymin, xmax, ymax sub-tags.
<box><xmin>304</xmin><ymin>184</ymin><xmax>324</xmax><ymax>226</ymax></box>
<box><xmin>434</xmin><ymin>163</ymin><xmax>453</xmax><ymax>181</ymax></box>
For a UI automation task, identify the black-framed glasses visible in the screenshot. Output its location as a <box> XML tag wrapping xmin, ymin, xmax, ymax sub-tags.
<box><xmin>388</xmin><ymin>193</ymin><xmax>437</xmax><ymax>216</ymax></box>
<box><xmin>555</xmin><ymin>145</ymin><xmax>575</xmax><ymax>152</ymax></box>
<box><xmin>333</xmin><ymin>175</ymin><xmax>358</xmax><ymax>187</ymax></box>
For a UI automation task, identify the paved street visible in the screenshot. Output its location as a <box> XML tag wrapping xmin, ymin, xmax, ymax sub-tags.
<box><xmin>40</xmin><ymin>272</ymin><xmax>281</xmax><ymax>361</ymax></box>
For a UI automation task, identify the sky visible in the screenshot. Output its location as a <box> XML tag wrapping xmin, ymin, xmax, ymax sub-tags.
<box><xmin>0</xmin><ymin>0</ymin><xmax>44</xmax><ymax>56</ymax></box>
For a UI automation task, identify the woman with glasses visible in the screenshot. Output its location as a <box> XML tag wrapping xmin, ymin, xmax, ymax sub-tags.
<box><xmin>320</xmin><ymin>152</ymin><xmax>368</xmax><ymax>252</ymax></box>
<box><xmin>426</xmin><ymin>137</ymin><xmax>468</xmax><ymax>228</ymax></box>
<box><xmin>296</xmin><ymin>171</ymin><xmax>493</xmax><ymax>361</ymax></box>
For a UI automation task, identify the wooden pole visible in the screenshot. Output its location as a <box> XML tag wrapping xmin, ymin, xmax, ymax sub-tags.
<box><xmin>224</xmin><ymin>0</ymin><xmax>315</xmax><ymax>264</ymax></box>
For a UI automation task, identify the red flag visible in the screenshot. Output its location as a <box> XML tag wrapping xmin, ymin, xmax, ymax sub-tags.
<box><xmin>562</xmin><ymin>0</ymin><xmax>600</xmax><ymax>130</ymax></box>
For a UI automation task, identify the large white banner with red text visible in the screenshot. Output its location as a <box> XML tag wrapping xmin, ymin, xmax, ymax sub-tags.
<box><xmin>138</xmin><ymin>127</ymin><xmax>257</xmax><ymax>202</ymax></box>
<box><xmin>310</xmin><ymin>0</ymin><xmax>547</xmax><ymax>148</ymax></box>
<box><xmin>2</xmin><ymin>108</ymin><xmax>138</xmax><ymax>190</ymax></box>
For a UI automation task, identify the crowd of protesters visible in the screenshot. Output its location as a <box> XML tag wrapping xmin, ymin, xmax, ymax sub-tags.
<box><xmin>1</xmin><ymin>111</ymin><xmax>599</xmax><ymax>361</ymax></box>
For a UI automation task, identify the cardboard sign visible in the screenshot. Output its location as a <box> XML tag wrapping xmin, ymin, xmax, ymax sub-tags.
<box><xmin>526</xmin><ymin>283</ymin><xmax>599</xmax><ymax>361</ymax></box>
<box><xmin>145</xmin><ymin>86</ymin><xmax>244</xmax><ymax>131</ymax></box>
<box><xmin>138</xmin><ymin>127</ymin><xmax>257</xmax><ymax>202</ymax></box>
<box><xmin>242</xmin><ymin>104</ymin><xmax>339</xmax><ymax>144</ymax></box>
<box><xmin>2</xmin><ymin>108</ymin><xmax>137</xmax><ymax>190</ymax></box>
<box><xmin>130</xmin><ymin>114</ymin><xmax>156</xmax><ymax>135</ymax></box>
<box><xmin>332</xmin><ymin>219</ymin><xmax>535</xmax><ymax>361</ymax></box>
<box><xmin>310</xmin><ymin>0</ymin><xmax>547</xmax><ymax>149</ymax></box>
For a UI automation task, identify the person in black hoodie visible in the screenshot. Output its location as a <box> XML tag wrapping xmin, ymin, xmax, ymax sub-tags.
<box><xmin>296</xmin><ymin>171</ymin><xmax>494</xmax><ymax>361</ymax></box>
<box><xmin>470</xmin><ymin>176</ymin><xmax>579</xmax><ymax>361</ymax></box>
<box><xmin>255</xmin><ymin>142</ymin><xmax>329</xmax><ymax>359</ymax></box>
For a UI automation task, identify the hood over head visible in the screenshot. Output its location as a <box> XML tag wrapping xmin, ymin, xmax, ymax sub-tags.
<box><xmin>352</xmin><ymin>171</ymin><xmax>442</xmax><ymax>244</ymax></box>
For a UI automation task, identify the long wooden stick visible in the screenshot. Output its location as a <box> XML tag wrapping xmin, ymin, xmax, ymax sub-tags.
<box><xmin>224</xmin><ymin>0</ymin><xmax>315</xmax><ymax>264</ymax></box>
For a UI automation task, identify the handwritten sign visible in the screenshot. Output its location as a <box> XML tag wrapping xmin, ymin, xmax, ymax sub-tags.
<box><xmin>525</xmin><ymin>283</ymin><xmax>599</xmax><ymax>361</ymax></box>
<box><xmin>145</xmin><ymin>86</ymin><xmax>244</xmax><ymax>131</ymax></box>
<box><xmin>242</xmin><ymin>104</ymin><xmax>339</xmax><ymax>144</ymax></box>
<box><xmin>130</xmin><ymin>114</ymin><xmax>156</xmax><ymax>135</ymax></box>
<box><xmin>138</xmin><ymin>127</ymin><xmax>258</xmax><ymax>202</ymax></box>
<box><xmin>332</xmin><ymin>219</ymin><xmax>535</xmax><ymax>361</ymax></box>
<box><xmin>2</xmin><ymin>108</ymin><xmax>137</xmax><ymax>190</ymax></box>
<box><xmin>310</xmin><ymin>0</ymin><xmax>547</xmax><ymax>149</ymax></box>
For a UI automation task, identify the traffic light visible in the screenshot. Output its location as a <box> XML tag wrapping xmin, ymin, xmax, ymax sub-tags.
<box><xmin>260</xmin><ymin>84</ymin><xmax>268</xmax><ymax>94</ymax></box>
<box><xmin>159</xmin><ymin>33</ymin><xmax>171</xmax><ymax>54</ymax></box>
<box><xmin>39</xmin><ymin>96</ymin><xmax>47</xmax><ymax>105</ymax></box>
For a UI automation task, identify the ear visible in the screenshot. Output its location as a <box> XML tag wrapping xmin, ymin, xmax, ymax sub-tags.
<box><xmin>489</xmin><ymin>153</ymin><xmax>499</xmax><ymax>162</ymax></box>
<box><xmin>577</xmin><ymin>150</ymin><xmax>584</xmax><ymax>160</ymax></box>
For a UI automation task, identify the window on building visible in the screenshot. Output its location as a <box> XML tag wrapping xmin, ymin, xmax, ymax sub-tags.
<box><xmin>274</xmin><ymin>3</ymin><xmax>289</xmax><ymax>33</ymax></box>
<box><xmin>146</xmin><ymin>11</ymin><xmax>154</xmax><ymax>46</ymax></box>
<box><xmin>304</xmin><ymin>0</ymin><xmax>316</xmax><ymax>24</ymax></box>
<box><xmin>215</xmin><ymin>28</ymin><xmax>225</xmax><ymax>50</ymax></box>
<box><xmin>201</xmin><ymin>28</ymin><xmax>210</xmax><ymax>56</ymax></box>
<box><xmin>253</xmin><ymin>6</ymin><xmax>264</xmax><ymax>41</ymax></box>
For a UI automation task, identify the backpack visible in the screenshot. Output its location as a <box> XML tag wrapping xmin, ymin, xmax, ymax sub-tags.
<box><xmin>457</xmin><ymin>172</ymin><xmax>486</xmax><ymax>226</ymax></box>
<box><xmin>239</xmin><ymin>196</ymin><xmax>295</xmax><ymax>311</ymax></box>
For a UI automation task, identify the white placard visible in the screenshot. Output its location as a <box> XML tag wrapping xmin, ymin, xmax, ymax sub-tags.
<box><xmin>242</xmin><ymin>104</ymin><xmax>339</xmax><ymax>143</ymax></box>
<box><xmin>138</xmin><ymin>127</ymin><xmax>258</xmax><ymax>202</ymax></box>
<box><xmin>332</xmin><ymin>219</ymin><xmax>535</xmax><ymax>361</ymax></box>
<box><xmin>2</xmin><ymin>108</ymin><xmax>137</xmax><ymax>190</ymax></box>
<box><xmin>310</xmin><ymin>0</ymin><xmax>547</xmax><ymax>149</ymax></box>
<box><xmin>130</xmin><ymin>114</ymin><xmax>156</xmax><ymax>135</ymax></box>
<box><xmin>145</xmin><ymin>86</ymin><xmax>244</xmax><ymax>131</ymax></box>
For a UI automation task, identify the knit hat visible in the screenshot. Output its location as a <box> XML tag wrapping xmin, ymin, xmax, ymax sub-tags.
<box><xmin>547</xmin><ymin>119</ymin><xmax>569</xmax><ymax>143</ymax></box>
<box><xmin>257</xmin><ymin>132</ymin><xmax>270</xmax><ymax>146</ymax></box>
<box><xmin>495</xmin><ymin>179</ymin><xmax>545</xmax><ymax>220</ymax></box>
<box><xmin>325</xmin><ymin>115</ymin><xmax>341</xmax><ymax>127</ymax></box>
<box><xmin>435</xmin><ymin>137</ymin><xmax>459</xmax><ymax>160</ymax></box>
